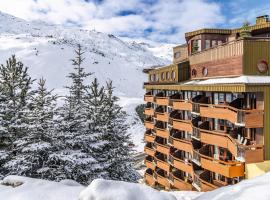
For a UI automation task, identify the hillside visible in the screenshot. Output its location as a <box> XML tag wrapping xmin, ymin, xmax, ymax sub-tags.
<box><xmin>0</xmin><ymin>11</ymin><xmax>171</xmax><ymax>151</ymax></box>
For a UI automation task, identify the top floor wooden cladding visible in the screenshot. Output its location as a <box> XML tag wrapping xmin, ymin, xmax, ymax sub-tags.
<box><xmin>149</xmin><ymin>15</ymin><xmax>270</xmax><ymax>83</ymax></box>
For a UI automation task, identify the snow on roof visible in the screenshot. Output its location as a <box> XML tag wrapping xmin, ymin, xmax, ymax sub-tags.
<box><xmin>183</xmin><ymin>75</ymin><xmax>270</xmax><ymax>85</ymax></box>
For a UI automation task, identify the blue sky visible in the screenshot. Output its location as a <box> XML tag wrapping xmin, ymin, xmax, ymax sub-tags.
<box><xmin>0</xmin><ymin>0</ymin><xmax>270</xmax><ymax>44</ymax></box>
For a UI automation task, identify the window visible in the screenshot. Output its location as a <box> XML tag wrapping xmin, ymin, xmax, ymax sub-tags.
<box><xmin>218</xmin><ymin>40</ymin><xmax>222</xmax><ymax>45</ymax></box>
<box><xmin>191</xmin><ymin>69</ymin><xmax>197</xmax><ymax>77</ymax></box>
<box><xmin>174</xmin><ymin>52</ymin><xmax>181</xmax><ymax>59</ymax></box>
<box><xmin>161</xmin><ymin>72</ymin><xmax>165</xmax><ymax>80</ymax></box>
<box><xmin>166</xmin><ymin>71</ymin><xmax>170</xmax><ymax>80</ymax></box>
<box><xmin>197</xmin><ymin>39</ymin><xmax>201</xmax><ymax>51</ymax></box>
<box><xmin>205</xmin><ymin>40</ymin><xmax>211</xmax><ymax>49</ymax></box>
<box><xmin>212</xmin><ymin>40</ymin><xmax>217</xmax><ymax>46</ymax></box>
<box><xmin>202</xmin><ymin>67</ymin><xmax>208</xmax><ymax>76</ymax></box>
<box><xmin>171</xmin><ymin>71</ymin><xmax>176</xmax><ymax>80</ymax></box>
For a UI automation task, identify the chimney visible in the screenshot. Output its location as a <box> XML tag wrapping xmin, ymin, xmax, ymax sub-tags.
<box><xmin>256</xmin><ymin>15</ymin><xmax>269</xmax><ymax>25</ymax></box>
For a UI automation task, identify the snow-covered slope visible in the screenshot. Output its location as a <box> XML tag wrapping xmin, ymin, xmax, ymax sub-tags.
<box><xmin>0</xmin><ymin>11</ymin><xmax>171</xmax><ymax>152</ymax></box>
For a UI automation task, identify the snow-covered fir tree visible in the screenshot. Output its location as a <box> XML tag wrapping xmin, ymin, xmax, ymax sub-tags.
<box><xmin>82</xmin><ymin>78</ymin><xmax>109</xmax><ymax>179</ymax></box>
<box><xmin>48</xmin><ymin>45</ymin><xmax>97</xmax><ymax>184</ymax></box>
<box><xmin>0</xmin><ymin>55</ymin><xmax>34</xmax><ymax>176</ymax></box>
<box><xmin>11</xmin><ymin>78</ymin><xmax>58</xmax><ymax>178</ymax></box>
<box><xmin>101</xmin><ymin>81</ymin><xmax>140</xmax><ymax>182</ymax></box>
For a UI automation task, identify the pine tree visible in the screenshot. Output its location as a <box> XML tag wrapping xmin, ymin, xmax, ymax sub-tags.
<box><xmin>8</xmin><ymin>78</ymin><xmax>58</xmax><ymax>178</ymax></box>
<box><xmin>0</xmin><ymin>55</ymin><xmax>34</xmax><ymax>176</ymax></box>
<box><xmin>82</xmin><ymin>78</ymin><xmax>109</xmax><ymax>179</ymax></box>
<box><xmin>48</xmin><ymin>44</ymin><xmax>96</xmax><ymax>184</ymax></box>
<box><xmin>89</xmin><ymin>80</ymin><xmax>140</xmax><ymax>182</ymax></box>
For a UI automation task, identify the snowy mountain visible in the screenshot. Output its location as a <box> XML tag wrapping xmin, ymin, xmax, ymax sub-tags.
<box><xmin>0</xmin><ymin>11</ymin><xmax>171</xmax><ymax>151</ymax></box>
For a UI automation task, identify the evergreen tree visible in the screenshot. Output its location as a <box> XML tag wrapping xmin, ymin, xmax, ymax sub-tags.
<box><xmin>104</xmin><ymin>81</ymin><xmax>140</xmax><ymax>182</ymax></box>
<box><xmin>9</xmin><ymin>78</ymin><xmax>58</xmax><ymax>178</ymax></box>
<box><xmin>0</xmin><ymin>55</ymin><xmax>34</xmax><ymax>176</ymax></box>
<box><xmin>48</xmin><ymin>44</ymin><xmax>96</xmax><ymax>184</ymax></box>
<box><xmin>82</xmin><ymin>78</ymin><xmax>109</xmax><ymax>179</ymax></box>
<box><xmin>88</xmin><ymin>80</ymin><xmax>140</xmax><ymax>182</ymax></box>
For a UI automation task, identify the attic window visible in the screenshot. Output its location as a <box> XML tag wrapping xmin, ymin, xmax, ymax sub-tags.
<box><xmin>166</xmin><ymin>71</ymin><xmax>170</xmax><ymax>80</ymax></box>
<box><xmin>174</xmin><ymin>52</ymin><xmax>181</xmax><ymax>59</ymax></box>
<box><xmin>161</xmin><ymin>72</ymin><xmax>165</xmax><ymax>80</ymax></box>
<box><xmin>171</xmin><ymin>71</ymin><xmax>176</xmax><ymax>80</ymax></box>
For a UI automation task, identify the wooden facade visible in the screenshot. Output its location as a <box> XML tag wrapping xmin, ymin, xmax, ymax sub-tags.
<box><xmin>144</xmin><ymin>16</ymin><xmax>270</xmax><ymax>192</ymax></box>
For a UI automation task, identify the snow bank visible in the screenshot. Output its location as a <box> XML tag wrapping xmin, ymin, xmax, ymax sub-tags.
<box><xmin>79</xmin><ymin>179</ymin><xmax>176</xmax><ymax>200</ymax></box>
<box><xmin>0</xmin><ymin>175</ymin><xmax>84</xmax><ymax>200</ymax></box>
<box><xmin>196</xmin><ymin>172</ymin><xmax>270</xmax><ymax>200</ymax></box>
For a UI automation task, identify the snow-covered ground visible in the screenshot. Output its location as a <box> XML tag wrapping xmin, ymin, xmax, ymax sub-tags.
<box><xmin>0</xmin><ymin>11</ymin><xmax>172</xmax><ymax>152</ymax></box>
<box><xmin>0</xmin><ymin>176</ymin><xmax>199</xmax><ymax>200</ymax></box>
<box><xmin>2</xmin><ymin>173</ymin><xmax>270</xmax><ymax>200</ymax></box>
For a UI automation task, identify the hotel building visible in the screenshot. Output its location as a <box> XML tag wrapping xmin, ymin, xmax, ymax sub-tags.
<box><xmin>144</xmin><ymin>15</ymin><xmax>270</xmax><ymax>191</ymax></box>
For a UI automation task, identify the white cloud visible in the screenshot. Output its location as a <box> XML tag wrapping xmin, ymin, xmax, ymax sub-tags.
<box><xmin>0</xmin><ymin>0</ymin><xmax>225</xmax><ymax>43</ymax></box>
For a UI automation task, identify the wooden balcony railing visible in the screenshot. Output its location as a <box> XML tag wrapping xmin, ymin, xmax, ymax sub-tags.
<box><xmin>170</xmin><ymin>136</ymin><xmax>193</xmax><ymax>154</ymax></box>
<box><xmin>193</xmin><ymin>173</ymin><xmax>218</xmax><ymax>192</ymax></box>
<box><xmin>144</xmin><ymin>95</ymin><xmax>154</xmax><ymax>103</ymax></box>
<box><xmin>145</xmin><ymin>146</ymin><xmax>155</xmax><ymax>157</ymax></box>
<box><xmin>199</xmin><ymin>103</ymin><xmax>263</xmax><ymax>128</ymax></box>
<box><xmin>144</xmin><ymin>133</ymin><xmax>155</xmax><ymax>143</ymax></box>
<box><xmin>172</xmin><ymin>119</ymin><xmax>193</xmax><ymax>132</ymax></box>
<box><xmin>200</xmin><ymin>154</ymin><xmax>245</xmax><ymax>178</ymax></box>
<box><xmin>144</xmin><ymin>108</ymin><xmax>154</xmax><ymax>116</ymax></box>
<box><xmin>199</xmin><ymin>129</ymin><xmax>264</xmax><ymax>162</ymax></box>
<box><xmin>172</xmin><ymin>99</ymin><xmax>192</xmax><ymax>111</ymax></box>
<box><xmin>155</xmin><ymin>128</ymin><xmax>170</xmax><ymax>139</ymax></box>
<box><xmin>155</xmin><ymin>142</ymin><xmax>170</xmax><ymax>156</ymax></box>
<box><xmin>170</xmin><ymin>154</ymin><xmax>194</xmax><ymax>175</ymax></box>
<box><xmin>155</xmin><ymin>112</ymin><xmax>169</xmax><ymax>122</ymax></box>
<box><xmin>155</xmin><ymin>97</ymin><xmax>170</xmax><ymax>106</ymax></box>
<box><xmin>169</xmin><ymin>173</ymin><xmax>193</xmax><ymax>191</ymax></box>
<box><xmin>145</xmin><ymin>173</ymin><xmax>155</xmax><ymax>187</ymax></box>
<box><xmin>189</xmin><ymin>39</ymin><xmax>244</xmax><ymax>66</ymax></box>
<box><xmin>155</xmin><ymin>157</ymin><xmax>171</xmax><ymax>172</ymax></box>
<box><xmin>145</xmin><ymin>158</ymin><xmax>155</xmax><ymax>170</ymax></box>
<box><xmin>155</xmin><ymin>172</ymin><xmax>170</xmax><ymax>189</ymax></box>
<box><xmin>145</xmin><ymin>121</ymin><xmax>155</xmax><ymax>129</ymax></box>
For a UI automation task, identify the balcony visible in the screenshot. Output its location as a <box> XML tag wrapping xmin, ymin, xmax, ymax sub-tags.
<box><xmin>145</xmin><ymin>130</ymin><xmax>155</xmax><ymax>143</ymax></box>
<box><xmin>144</xmin><ymin>108</ymin><xmax>154</xmax><ymax>116</ymax></box>
<box><xmin>172</xmin><ymin>119</ymin><xmax>193</xmax><ymax>132</ymax></box>
<box><xmin>145</xmin><ymin>169</ymin><xmax>155</xmax><ymax>187</ymax></box>
<box><xmin>144</xmin><ymin>92</ymin><xmax>154</xmax><ymax>103</ymax></box>
<box><xmin>193</xmin><ymin>172</ymin><xmax>219</xmax><ymax>192</ymax></box>
<box><xmin>172</xmin><ymin>100</ymin><xmax>192</xmax><ymax>111</ymax></box>
<box><xmin>199</xmin><ymin>103</ymin><xmax>263</xmax><ymax>128</ymax></box>
<box><xmin>145</xmin><ymin>143</ymin><xmax>155</xmax><ymax>157</ymax></box>
<box><xmin>155</xmin><ymin>153</ymin><xmax>171</xmax><ymax>172</ymax></box>
<box><xmin>156</xmin><ymin>97</ymin><xmax>169</xmax><ymax>106</ymax></box>
<box><xmin>169</xmin><ymin>171</ymin><xmax>193</xmax><ymax>191</ymax></box>
<box><xmin>169</xmin><ymin>136</ymin><xmax>193</xmax><ymax>154</ymax></box>
<box><xmin>145</xmin><ymin>156</ymin><xmax>155</xmax><ymax>170</ymax></box>
<box><xmin>169</xmin><ymin>152</ymin><xmax>194</xmax><ymax>175</ymax></box>
<box><xmin>199</xmin><ymin>151</ymin><xmax>245</xmax><ymax>178</ymax></box>
<box><xmin>155</xmin><ymin>128</ymin><xmax>170</xmax><ymax>139</ymax></box>
<box><xmin>155</xmin><ymin>170</ymin><xmax>170</xmax><ymax>189</ymax></box>
<box><xmin>155</xmin><ymin>142</ymin><xmax>170</xmax><ymax>156</ymax></box>
<box><xmin>145</xmin><ymin>117</ymin><xmax>154</xmax><ymax>129</ymax></box>
<box><xmin>199</xmin><ymin>129</ymin><xmax>264</xmax><ymax>163</ymax></box>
